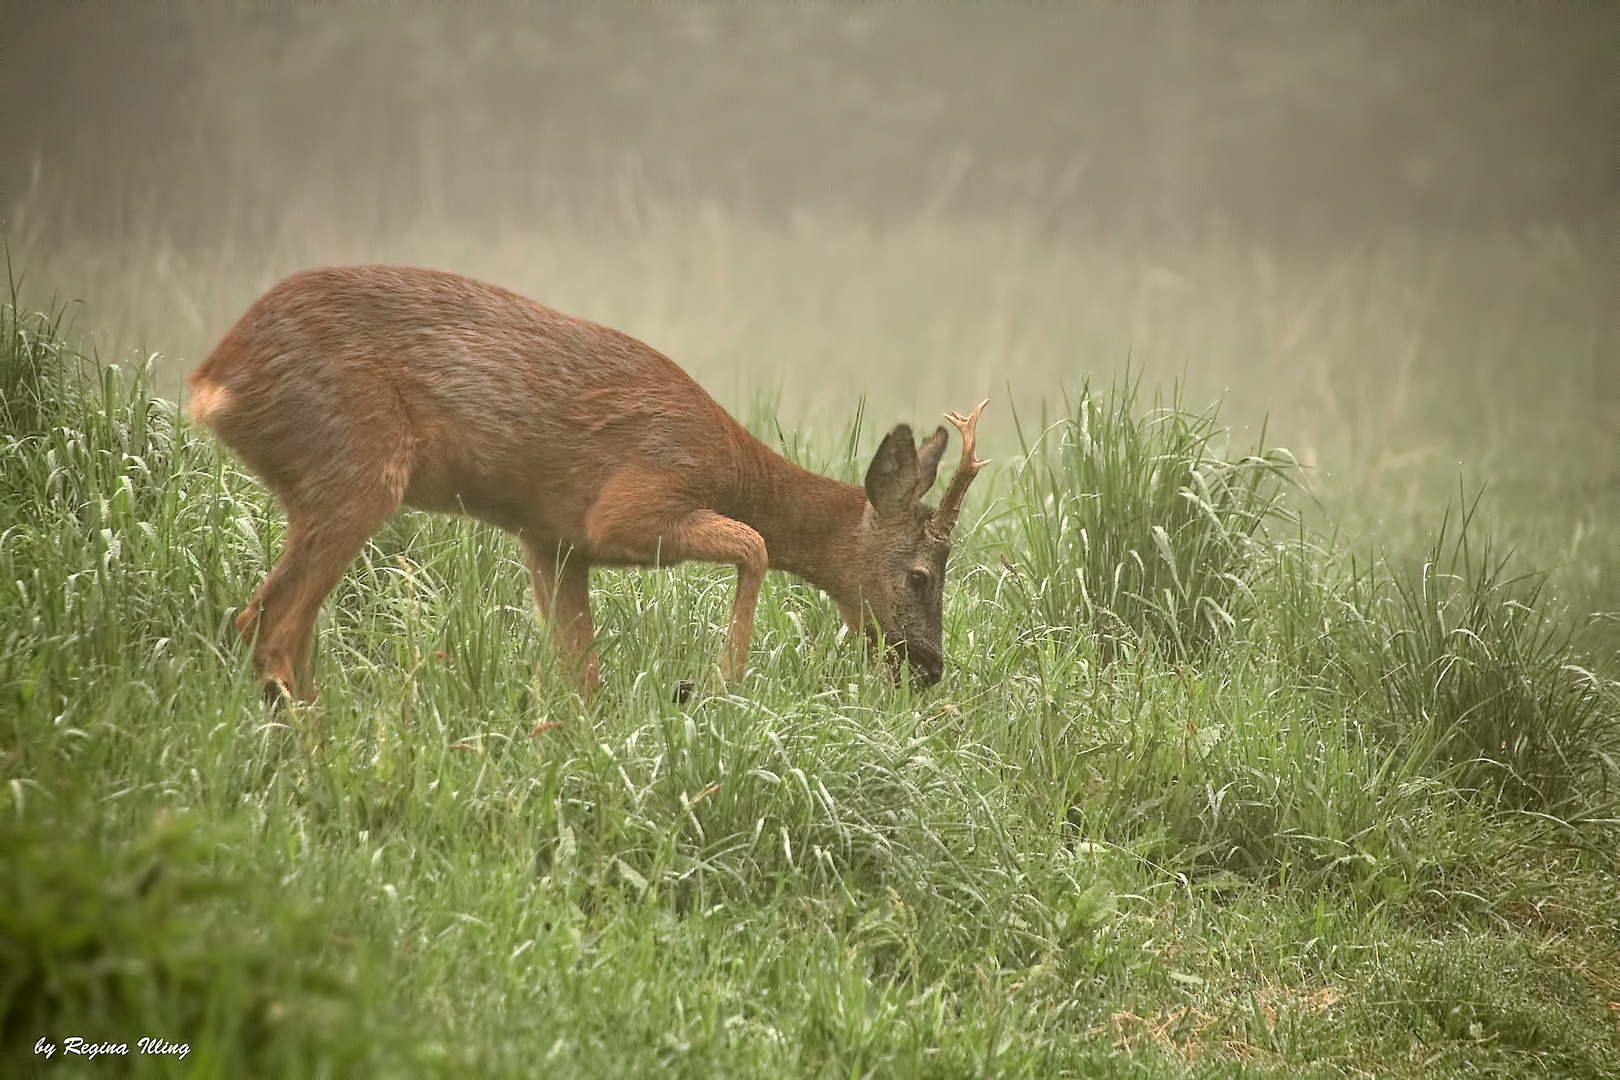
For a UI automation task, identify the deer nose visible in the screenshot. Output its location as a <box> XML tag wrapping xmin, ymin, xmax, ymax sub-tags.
<box><xmin>906</xmin><ymin>646</ymin><xmax>944</xmax><ymax>688</ymax></box>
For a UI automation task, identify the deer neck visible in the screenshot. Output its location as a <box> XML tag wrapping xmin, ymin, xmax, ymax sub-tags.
<box><xmin>728</xmin><ymin>439</ymin><xmax>869</xmax><ymax>602</ymax></box>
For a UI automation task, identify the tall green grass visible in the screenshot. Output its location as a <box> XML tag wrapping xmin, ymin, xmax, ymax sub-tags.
<box><xmin>1007</xmin><ymin>373</ymin><xmax>1300</xmax><ymax>659</ymax></box>
<box><xmin>1336</xmin><ymin>497</ymin><xmax>1612</xmax><ymax>811</ymax></box>
<box><xmin>3</xmin><ymin>287</ymin><xmax>1618</xmax><ymax>1076</ymax></box>
<box><xmin>0</xmin><ymin>287</ymin><xmax>73</xmax><ymax>440</ymax></box>
<box><xmin>1</xmin><ymin>296</ymin><xmax>398</xmax><ymax>1074</ymax></box>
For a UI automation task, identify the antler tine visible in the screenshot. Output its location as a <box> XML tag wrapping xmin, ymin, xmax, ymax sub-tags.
<box><xmin>933</xmin><ymin>398</ymin><xmax>989</xmax><ymax>536</ymax></box>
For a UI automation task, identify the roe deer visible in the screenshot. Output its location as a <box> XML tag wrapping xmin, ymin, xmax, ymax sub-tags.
<box><xmin>187</xmin><ymin>265</ymin><xmax>987</xmax><ymax>701</ymax></box>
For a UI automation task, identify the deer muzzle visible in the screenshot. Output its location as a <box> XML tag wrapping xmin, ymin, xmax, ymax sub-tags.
<box><xmin>893</xmin><ymin>641</ymin><xmax>944</xmax><ymax>688</ymax></box>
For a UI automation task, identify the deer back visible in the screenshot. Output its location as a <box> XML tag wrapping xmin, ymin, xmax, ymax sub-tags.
<box><xmin>189</xmin><ymin>265</ymin><xmax>752</xmax><ymax>543</ymax></box>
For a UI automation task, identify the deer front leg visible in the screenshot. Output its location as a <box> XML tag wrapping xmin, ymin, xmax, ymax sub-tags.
<box><xmin>629</xmin><ymin>509</ymin><xmax>768</xmax><ymax>687</ymax></box>
<box><xmin>665</xmin><ymin>510</ymin><xmax>769</xmax><ymax>685</ymax></box>
<box><xmin>523</xmin><ymin>543</ymin><xmax>599</xmax><ymax>696</ymax></box>
<box><xmin>585</xmin><ymin>476</ymin><xmax>768</xmax><ymax>688</ymax></box>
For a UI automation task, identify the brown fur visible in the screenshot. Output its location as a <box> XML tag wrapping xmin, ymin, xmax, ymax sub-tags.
<box><xmin>187</xmin><ymin>265</ymin><xmax>986</xmax><ymax>701</ymax></box>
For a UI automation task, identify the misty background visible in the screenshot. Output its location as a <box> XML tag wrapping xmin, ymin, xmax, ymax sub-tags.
<box><xmin>6</xmin><ymin>6</ymin><xmax>1615</xmax><ymax>242</ymax></box>
<box><xmin>2</xmin><ymin>4</ymin><xmax>1616</xmax><ymax>612</ymax></box>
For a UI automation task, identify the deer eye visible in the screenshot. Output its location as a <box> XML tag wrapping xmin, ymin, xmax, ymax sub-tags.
<box><xmin>907</xmin><ymin>569</ymin><xmax>930</xmax><ymax>592</ymax></box>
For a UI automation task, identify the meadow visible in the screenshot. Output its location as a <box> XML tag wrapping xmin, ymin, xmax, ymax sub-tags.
<box><xmin>2</xmin><ymin>215</ymin><xmax>1617</xmax><ymax>1077</ymax></box>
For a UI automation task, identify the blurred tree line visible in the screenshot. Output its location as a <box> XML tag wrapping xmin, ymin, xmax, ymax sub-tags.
<box><xmin>3</xmin><ymin>4</ymin><xmax>1615</xmax><ymax>245</ymax></box>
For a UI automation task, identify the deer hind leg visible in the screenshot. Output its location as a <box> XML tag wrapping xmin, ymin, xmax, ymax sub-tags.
<box><xmin>522</xmin><ymin>543</ymin><xmax>599</xmax><ymax>696</ymax></box>
<box><xmin>239</xmin><ymin>488</ymin><xmax>400</xmax><ymax>702</ymax></box>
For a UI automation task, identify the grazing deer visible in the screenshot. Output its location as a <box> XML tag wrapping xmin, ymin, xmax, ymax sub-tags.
<box><xmin>187</xmin><ymin>265</ymin><xmax>987</xmax><ymax>702</ymax></box>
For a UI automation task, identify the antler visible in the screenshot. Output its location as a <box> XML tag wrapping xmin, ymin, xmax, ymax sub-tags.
<box><xmin>931</xmin><ymin>399</ymin><xmax>989</xmax><ymax>537</ymax></box>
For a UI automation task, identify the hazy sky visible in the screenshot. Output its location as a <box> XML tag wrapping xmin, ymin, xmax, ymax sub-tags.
<box><xmin>5</xmin><ymin>5</ymin><xmax>1614</xmax><ymax>246</ymax></box>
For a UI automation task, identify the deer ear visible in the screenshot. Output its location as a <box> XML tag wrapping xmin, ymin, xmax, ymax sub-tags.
<box><xmin>913</xmin><ymin>425</ymin><xmax>948</xmax><ymax>497</ymax></box>
<box><xmin>865</xmin><ymin>424</ymin><xmax>920</xmax><ymax>517</ymax></box>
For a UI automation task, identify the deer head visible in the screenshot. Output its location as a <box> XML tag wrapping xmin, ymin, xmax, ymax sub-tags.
<box><xmin>855</xmin><ymin>400</ymin><xmax>988</xmax><ymax>687</ymax></box>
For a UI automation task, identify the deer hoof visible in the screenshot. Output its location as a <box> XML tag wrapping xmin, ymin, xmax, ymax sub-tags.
<box><xmin>261</xmin><ymin>676</ymin><xmax>294</xmax><ymax>707</ymax></box>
